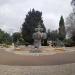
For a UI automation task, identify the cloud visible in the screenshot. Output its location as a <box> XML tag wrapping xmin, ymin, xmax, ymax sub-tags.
<box><xmin>0</xmin><ymin>0</ymin><xmax>72</xmax><ymax>33</ymax></box>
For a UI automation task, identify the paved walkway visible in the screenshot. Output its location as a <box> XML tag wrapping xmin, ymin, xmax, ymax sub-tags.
<box><xmin>0</xmin><ymin>63</ymin><xmax>75</xmax><ymax>75</ymax></box>
<box><xmin>0</xmin><ymin>47</ymin><xmax>75</xmax><ymax>75</ymax></box>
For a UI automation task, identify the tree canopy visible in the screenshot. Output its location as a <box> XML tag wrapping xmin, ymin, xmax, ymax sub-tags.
<box><xmin>0</xmin><ymin>29</ymin><xmax>12</xmax><ymax>44</ymax></box>
<box><xmin>47</xmin><ymin>29</ymin><xmax>58</xmax><ymax>41</ymax></box>
<box><xmin>66</xmin><ymin>0</ymin><xmax>75</xmax><ymax>45</ymax></box>
<box><xmin>59</xmin><ymin>16</ymin><xmax>66</xmax><ymax>41</ymax></box>
<box><xmin>21</xmin><ymin>9</ymin><xmax>46</xmax><ymax>44</ymax></box>
<box><xmin>12</xmin><ymin>32</ymin><xmax>21</xmax><ymax>43</ymax></box>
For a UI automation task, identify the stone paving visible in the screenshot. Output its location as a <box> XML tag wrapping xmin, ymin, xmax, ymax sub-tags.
<box><xmin>0</xmin><ymin>63</ymin><xmax>75</xmax><ymax>75</ymax></box>
<box><xmin>0</xmin><ymin>47</ymin><xmax>75</xmax><ymax>74</ymax></box>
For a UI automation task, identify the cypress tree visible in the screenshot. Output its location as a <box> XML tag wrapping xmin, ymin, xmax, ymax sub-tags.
<box><xmin>59</xmin><ymin>16</ymin><xmax>66</xmax><ymax>41</ymax></box>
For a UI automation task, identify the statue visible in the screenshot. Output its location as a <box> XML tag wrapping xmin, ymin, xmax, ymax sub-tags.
<box><xmin>33</xmin><ymin>24</ymin><xmax>47</xmax><ymax>49</ymax></box>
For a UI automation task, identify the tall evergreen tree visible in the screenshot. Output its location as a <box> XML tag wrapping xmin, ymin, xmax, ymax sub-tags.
<box><xmin>59</xmin><ymin>16</ymin><xmax>66</xmax><ymax>41</ymax></box>
<box><xmin>21</xmin><ymin>9</ymin><xmax>46</xmax><ymax>44</ymax></box>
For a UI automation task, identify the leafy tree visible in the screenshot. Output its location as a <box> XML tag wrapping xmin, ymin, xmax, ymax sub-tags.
<box><xmin>0</xmin><ymin>29</ymin><xmax>5</xmax><ymax>43</ymax></box>
<box><xmin>66</xmin><ymin>13</ymin><xmax>75</xmax><ymax>37</ymax></box>
<box><xmin>71</xmin><ymin>0</ymin><xmax>75</xmax><ymax>13</ymax></box>
<box><xmin>71</xmin><ymin>30</ymin><xmax>75</xmax><ymax>42</ymax></box>
<box><xmin>12</xmin><ymin>32</ymin><xmax>21</xmax><ymax>43</ymax></box>
<box><xmin>4</xmin><ymin>33</ymin><xmax>12</xmax><ymax>44</ymax></box>
<box><xmin>21</xmin><ymin>9</ymin><xmax>46</xmax><ymax>44</ymax></box>
<box><xmin>66</xmin><ymin>0</ymin><xmax>75</xmax><ymax>45</ymax></box>
<box><xmin>0</xmin><ymin>29</ymin><xmax>12</xmax><ymax>44</ymax></box>
<box><xmin>64</xmin><ymin>38</ymin><xmax>74</xmax><ymax>47</ymax></box>
<box><xmin>47</xmin><ymin>29</ymin><xmax>58</xmax><ymax>41</ymax></box>
<box><xmin>12</xmin><ymin>32</ymin><xmax>25</xmax><ymax>45</ymax></box>
<box><xmin>59</xmin><ymin>16</ymin><xmax>66</xmax><ymax>41</ymax></box>
<box><xmin>66</xmin><ymin>0</ymin><xmax>75</xmax><ymax>38</ymax></box>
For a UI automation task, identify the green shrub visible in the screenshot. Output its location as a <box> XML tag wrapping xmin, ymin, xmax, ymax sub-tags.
<box><xmin>64</xmin><ymin>39</ymin><xmax>74</xmax><ymax>47</ymax></box>
<box><xmin>3</xmin><ymin>44</ymin><xmax>10</xmax><ymax>48</ymax></box>
<box><xmin>24</xmin><ymin>42</ymin><xmax>30</xmax><ymax>46</ymax></box>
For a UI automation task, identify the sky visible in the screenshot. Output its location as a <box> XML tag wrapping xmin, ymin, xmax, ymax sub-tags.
<box><xmin>0</xmin><ymin>0</ymin><xmax>72</xmax><ymax>34</ymax></box>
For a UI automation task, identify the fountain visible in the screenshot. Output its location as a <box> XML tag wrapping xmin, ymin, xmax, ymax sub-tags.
<box><xmin>4</xmin><ymin>24</ymin><xmax>65</xmax><ymax>56</ymax></box>
<box><xmin>32</xmin><ymin>24</ymin><xmax>47</xmax><ymax>52</ymax></box>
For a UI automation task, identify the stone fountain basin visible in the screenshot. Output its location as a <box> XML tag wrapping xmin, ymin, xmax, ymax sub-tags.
<box><xmin>0</xmin><ymin>47</ymin><xmax>75</xmax><ymax>66</ymax></box>
<box><xmin>5</xmin><ymin>47</ymin><xmax>65</xmax><ymax>56</ymax></box>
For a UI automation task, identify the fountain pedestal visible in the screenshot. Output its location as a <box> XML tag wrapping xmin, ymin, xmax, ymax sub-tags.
<box><xmin>32</xmin><ymin>24</ymin><xmax>47</xmax><ymax>52</ymax></box>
